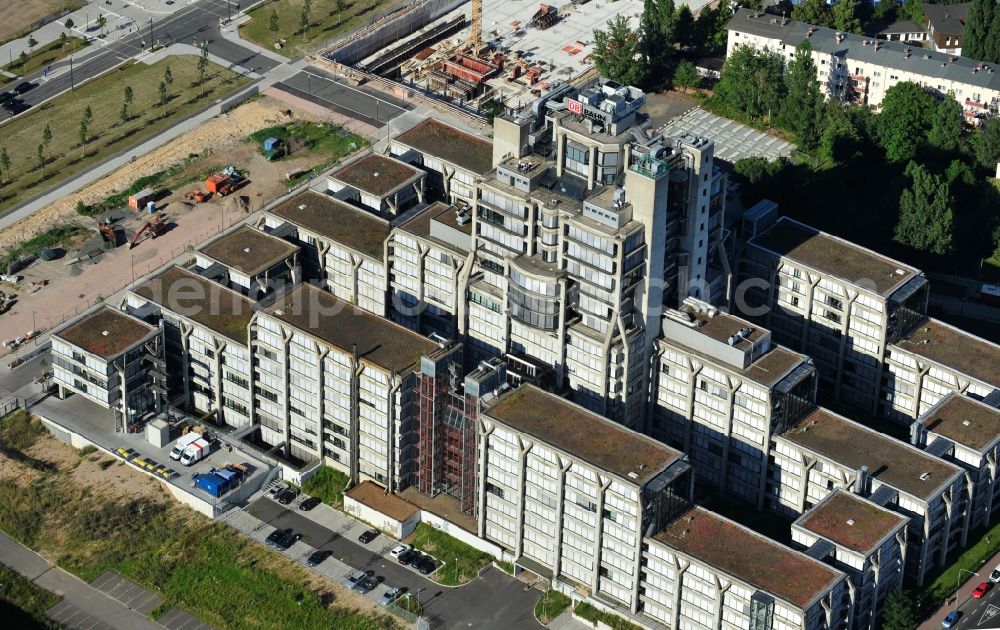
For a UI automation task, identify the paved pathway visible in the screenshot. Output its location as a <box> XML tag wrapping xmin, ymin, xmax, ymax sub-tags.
<box><xmin>0</xmin><ymin>531</ymin><xmax>163</xmax><ymax>630</ymax></box>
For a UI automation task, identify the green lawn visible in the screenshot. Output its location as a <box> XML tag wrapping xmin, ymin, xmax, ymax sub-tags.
<box><xmin>4</xmin><ymin>36</ymin><xmax>88</xmax><ymax>77</ymax></box>
<box><xmin>573</xmin><ymin>602</ymin><xmax>643</xmax><ymax>630</ymax></box>
<box><xmin>407</xmin><ymin>523</ymin><xmax>492</xmax><ymax>586</ymax></box>
<box><xmin>534</xmin><ymin>590</ymin><xmax>570</xmax><ymax>624</ymax></box>
<box><xmin>0</xmin><ymin>564</ymin><xmax>61</xmax><ymax>630</ymax></box>
<box><xmin>0</xmin><ymin>56</ymin><xmax>250</xmax><ymax>217</ymax></box>
<box><xmin>248</xmin><ymin>121</ymin><xmax>365</xmax><ymax>181</ymax></box>
<box><xmin>239</xmin><ymin>0</ymin><xmax>402</xmax><ymax>57</ymax></box>
<box><xmin>0</xmin><ymin>410</ymin><xmax>48</xmax><ymax>451</ymax></box>
<box><xmin>302</xmin><ymin>466</ymin><xmax>350</xmax><ymax>508</ymax></box>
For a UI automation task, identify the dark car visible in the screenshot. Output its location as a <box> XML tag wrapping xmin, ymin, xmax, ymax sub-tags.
<box><xmin>397</xmin><ymin>549</ymin><xmax>417</xmax><ymax>566</ymax></box>
<box><xmin>0</xmin><ymin>92</ymin><xmax>13</xmax><ymax>103</ymax></box>
<box><xmin>274</xmin><ymin>531</ymin><xmax>303</xmax><ymax>550</ymax></box>
<box><xmin>306</xmin><ymin>549</ymin><xmax>332</xmax><ymax>567</ymax></box>
<box><xmin>2</xmin><ymin>99</ymin><xmax>26</xmax><ymax>115</ymax></box>
<box><xmin>266</xmin><ymin>528</ymin><xmax>292</xmax><ymax>547</ymax></box>
<box><xmin>12</xmin><ymin>82</ymin><xmax>35</xmax><ymax>95</ymax></box>
<box><xmin>358</xmin><ymin>528</ymin><xmax>379</xmax><ymax>544</ymax></box>
<box><xmin>416</xmin><ymin>557</ymin><xmax>437</xmax><ymax>575</ymax></box>
<box><xmin>299</xmin><ymin>496</ymin><xmax>322</xmax><ymax>511</ymax></box>
<box><xmin>352</xmin><ymin>576</ymin><xmax>379</xmax><ymax>594</ymax></box>
<box><xmin>276</xmin><ymin>488</ymin><xmax>298</xmax><ymax>505</ymax></box>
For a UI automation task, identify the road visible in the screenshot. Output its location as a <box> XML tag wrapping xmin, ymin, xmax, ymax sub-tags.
<box><xmin>0</xmin><ymin>0</ymin><xmax>281</xmax><ymax>123</ymax></box>
<box><xmin>247</xmin><ymin>497</ymin><xmax>542</xmax><ymax>630</ymax></box>
<box><xmin>276</xmin><ymin>66</ymin><xmax>410</xmax><ymax>128</ymax></box>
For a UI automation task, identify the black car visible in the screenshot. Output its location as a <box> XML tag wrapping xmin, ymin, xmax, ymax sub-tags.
<box><xmin>12</xmin><ymin>82</ymin><xmax>35</xmax><ymax>95</ymax></box>
<box><xmin>2</xmin><ymin>99</ymin><xmax>26</xmax><ymax>115</ymax></box>
<box><xmin>266</xmin><ymin>528</ymin><xmax>292</xmax><ymax>547</ymax></box>
<box><xmin>416</xmin><ymin>557</ymin><xmax>437</xmax><ymax>575</ymax></box>
<box><xmin>358</xmin><ymin>528</ymin><xmax>379</xmax><ymax>544</ymax></box>
<box><xmin>397</xmin><ymin>549</ymin><xmax>417</xmax><ymax>566</ymax></box>
<box><xmin>352</xmin><ymin>576</ymin><xmax>379</xmax><ymax>594</ymax></box>
<box><xmin>274</xmin><ymin>531</ymin><xmax>303</xmax><ymax>550</ymax></box>
<box><xmin>276</xmin><ymin>488</ymin><xmax>298</xmax><ymax>505</ymax></box>
<box><xmin>299</xmin><ymin>496</ymin><xmax>322</xmax><ymax>511</ymax></box>
<box><xmin>0</xmin><ymin>92</ymin><xmax>13</xmax><ymax>103</ymax></box>
<box><xmin>306</xmin><ymin>549</ymin><xmax>332</xmax><ymax>567</ymax></box>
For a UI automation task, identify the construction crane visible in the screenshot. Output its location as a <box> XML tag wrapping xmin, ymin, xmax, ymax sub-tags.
<box><xmin>470</xmin><ymin>0</ymin><xmax>482</xmax><ymax>49</ymax></box>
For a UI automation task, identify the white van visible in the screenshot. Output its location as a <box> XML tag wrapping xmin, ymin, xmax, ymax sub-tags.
<box><xmin>169</xmin><ymin>433</ymin><xmax>200</xmax><ymax>461</ymax></box>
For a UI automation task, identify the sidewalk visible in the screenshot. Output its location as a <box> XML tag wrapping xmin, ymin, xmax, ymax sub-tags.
<box><xmin>0</xmin><ymin>531</ymin><xmax>163</xmax><ymax>630</ymax></box>
<box><xmin>919</xmin><ymin>548</ymin><xmax>1000</xmax><ymax>629</ymax></box>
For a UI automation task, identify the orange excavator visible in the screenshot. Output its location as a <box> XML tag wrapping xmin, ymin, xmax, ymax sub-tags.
<box><xmin>129</xmin><ymin>213</ymin><xmax>166</xmax><ymax>249</ymax></box>
<box><xmin>184</xmin><ymin>190</ymin><xmax>208</xmax><ymax>202</ymax></box>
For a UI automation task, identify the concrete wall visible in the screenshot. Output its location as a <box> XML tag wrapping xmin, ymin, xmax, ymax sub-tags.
<box><xmin>325</xmin><ymin>0</ymin><xmax>468</xmax><ymax>66</ymax></box>
<box><xmin>419</xmin><ymin>510</ymin><xmax>505</xmax><ymax>560</ymax></box>
<box><xmin>343</xmin><ymin>496</ymin><xmax>421</xmax><ymax>539</ymax></box>
<box><xmin>220</xmin><ymin>85</ymin><xmax>259</xmax><ymax>113</ymax></box>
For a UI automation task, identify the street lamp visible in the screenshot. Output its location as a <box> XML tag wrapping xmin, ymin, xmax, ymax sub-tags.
<box><xmin>957</xmin><ymin>569</ymin><xmax>979</xmax><ymax>603</ymax></box>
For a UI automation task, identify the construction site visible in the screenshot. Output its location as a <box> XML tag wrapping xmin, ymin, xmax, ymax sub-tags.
<box><xmin>320</xmin><ymin>0</ymin><xmax>649</xmax><ymax>112</ymax></box>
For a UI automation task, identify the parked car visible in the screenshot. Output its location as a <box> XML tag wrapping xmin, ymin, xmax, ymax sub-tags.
<box><xmin>397</xmin><ymin>549</ymin><xmax>417</xmax><ymax>566</ymax></box>
<box><xmin>276</xmin><ymin>488</ymin><xmax>298</xmax><ymax>505</ymax></box>
<box><xmin>266</xmin><ymin>528</ymin><xmax>292</xmax><ymax>548</ymax></box>
<box><xmin>358</xmin><ymin>528</ymin><xmax>379</xmax><ymax>544</ymax></box>
<box><xmin>345</xmin><ymin>569</ymin><xmax>370</xmax><ymax>588</ymax></box>
<box><xmin>378</xmin><ymin>586</ymin><xmax>405</xmax><ymax>607</ymax></box>
<box><xmin>407</xmin><ymin>552</ymin><xmax>424</xmax><ymax>567</ymax></box>
<box><xmin>942</xmin><ymin>611</ymin><xmax>961</xmax><ymax>628</ymax></box>
<box><xmin>416</xmin><ymin>557</ymin><xmax>437</xmax><ymax>575</ymax></box>
<box><xmin>267</xmin><ymin>483</ymin><xmax>286</xmax><ymax>498</ymax></box>
<box><xmin>274</xmin><ymin>531</ymin><xmax>303</xmax><ymax>550</ymax></box>
<box><xmin>991</xmin><ymin>564</ymin><xmax>1000</xmax><ymax>583</ymax></box>
<box><xmin>306</xmin><ymin>549</ymin><xmax>332</xmax><ymax>567</ymax></box>
<box><xmin>973</xmin><ymin>581</ymin><xmax>992</xmax><ymax>598</ymax></box>
<box><xmin>299</xmin><ymin>496</ymin><xmax>322</xmax><ymax>511</ymax></box>
<box><xmin>12</xmin><ymin>81</ymin><xmax>35</xmax><ymax>95</ymax></box>
<box><xmin>2</xmin><ymin>99</ymin><xmax>26</xmax><ymax>115</ymax></box>
<box><xmin>352</xmin><ymin>576</ymin><xmax>379</xmax><ymax>594</ymax></box>
<box><xmin>389</xmin><ymin>544</ymin><xmax>410</xmax><ymax>559</ymax></box>
<box><xmin>0</xmin><ymin>92</ymin><xmax>13</xmax><ymax>103</ymax></box>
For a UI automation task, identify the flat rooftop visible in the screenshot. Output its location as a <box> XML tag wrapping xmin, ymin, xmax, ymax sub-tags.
<box><xmin>394</xmin><ymin>119</ymin><xmax>493</xmax><ymax>176</ymax></box>
<box><xmin>895</xmin><ymin>318</ymin><xmax>1000</xmax><ymax>389</ymax></box>
<box><xmin>132</xmin><ymin>266</ymin><xmax>255</xmax><ymax>343</ymax></box>
<box><xmin>56</xmin><ymin>306</ymin><xmax>156</xmax><ymax>359</ymax></box>
<box><xmin>264</xmin><ymin>283</ymin><xmax>437</xmax><ymax>373</ymax></box>
<box><xmin>751</xmin><ymin>218</ymin><xmax>919</xmax><ymax>296</ymax></box>
<box><xmin>796</xmin><ymin>490</ymin><xmax>907</xmax><ymax>554</ymax></box>
<box><xmin>922</xmin><ymin>393</ymin><xmax>1000</xmax><ymax>451</ymax></box>
<box><xmin>397</xmin><ymin>202</ymin><xmax>473</xmax><ymax>252</ymax></box>
<box><xmin>781</xmin><ymin>407</ymin><xmax>962</xmax><ymax>501</ymax></box>
<box><xmin>331</xmin><ymin>154</ymin><xmax>423</xmax><ymax>197</ymax></box>
<box><xmin>198</xmin><ymin>225</ymin><xmax>299</xmax><ymax>276</ymax></box>
<box><xmin>485</xmin><ymin>385</ymin><xmax>684</xmax><ymax>484</ymax></box>
<box><xmin>346</xmin><ymin>481</ymin><xmax>419</xmax><ymax>522</ymax></box>
<box><xmin>268</xmin><ymin>191</ymin><xmax>391</xmax><ymax>259</ymax></box>
<box><xmin>654</xmin><ymin>506</ymin><xmax>843</xmax><ymax>609</ymax></box>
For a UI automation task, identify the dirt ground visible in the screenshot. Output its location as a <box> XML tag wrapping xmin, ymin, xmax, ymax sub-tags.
<box><xmin>0</xmin><ymin>0</ymin><xmax>75</xmax><ymax>43</ymax></box>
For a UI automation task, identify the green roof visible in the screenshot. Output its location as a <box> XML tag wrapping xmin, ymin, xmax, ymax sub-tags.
<box><xmin>56</xmin><ymin>306</ymin><xmax>156</xmax><ymax>358</ymax></box>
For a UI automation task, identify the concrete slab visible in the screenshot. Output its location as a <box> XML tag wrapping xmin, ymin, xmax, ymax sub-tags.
<box><xmin>158</xmin><ymin>606</ymin><xmax>214</xmax><ymax>630</ymax></box>
<box><xmin>90</xmin><ymin>571</ymin><xmax>163</xmax><ymax>616</ymax></box>
<box><xmin>661</xmin><ymin>107</ymin><xmax>794</xmax><ymax>164</ymax></box>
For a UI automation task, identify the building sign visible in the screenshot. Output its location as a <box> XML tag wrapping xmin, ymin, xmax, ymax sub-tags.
<box><xmin>567</xmin><ymin>99</ymin><xmax>584</xmax><ymax>115</ymax></box>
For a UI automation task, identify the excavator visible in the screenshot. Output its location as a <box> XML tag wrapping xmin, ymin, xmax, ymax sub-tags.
<box><xmin>129</xmin><ymin>213</ymin><xmax>166</xmax><ymax>250</ymax></box>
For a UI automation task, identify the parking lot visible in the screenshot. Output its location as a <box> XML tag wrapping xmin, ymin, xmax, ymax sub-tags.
<box><xmin>234</xmin><ymin>494</ymin><xmax>543</xmax><ymax>629</ymax></box>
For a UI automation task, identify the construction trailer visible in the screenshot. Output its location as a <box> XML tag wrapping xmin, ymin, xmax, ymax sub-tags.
<box><xmin>128</xmin><ymin>188</ymin><xmax>156</xmax><ymax>210</ymax></box>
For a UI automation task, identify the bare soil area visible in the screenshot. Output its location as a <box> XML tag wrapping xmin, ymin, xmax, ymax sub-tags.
<box><xmin>0</xmin><ymin>0</ymin><xmax>79</xmax><ymax>44</ymax></box>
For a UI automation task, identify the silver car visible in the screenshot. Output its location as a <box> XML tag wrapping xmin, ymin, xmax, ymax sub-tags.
<box><xmin>378</xmin><ymin>586</ymin><xmax>404</xmax><ymax>606</ymax></box>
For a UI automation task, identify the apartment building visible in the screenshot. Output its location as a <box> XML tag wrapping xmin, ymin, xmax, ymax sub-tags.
<box><xmin>726</xmin><ymin>8</ymin><xmax>1000</xmax><ymax>121</ymax></box>
<box><xmin>51</xmin><ymin>305</ymin><xmax>164</xmax><ymax>430</ymax></box>
<box><xmin>642</xmin><ymin>506</ymin><xmax>847</xmax><ymax>630</ymax></box>
<box><xmin>771</xmin><ymin>407</ymin><xmax>965</xmax><ymax>585</ymax></box>
<box><xmin>883</xmin><ymin>317</ymin><xmax>1000</xmax><ymax>421</ymax></box>
<box><xmin>477</xmin><ymin>385</ymin><xmax>693</xmax><ymax>613</ymax></box>
<box><xmin>791</xmin><ymin>490</ymin><xmax>908</xmax><ymax>630</ymax></box>
<box><xmin>263</xmin><ymin>191</ymin><xmax>391</xmax><ymax>317</ymax></box>
<box><xmin>126</xmin><ymin>265</ymin><xmax>255</xmax><ymax>428</ymax></box>
<box><xmin>390</xmin><ymin>118</ymin><xmax>495</xmax><ymax>206</ymax></box>
<box><xmin>327</xmin><ymin>153</ymin><xmax>427</xmax><ymax>218</ymax></box>
<box><xmin>916</xmin><ymin>393</ymin><xmax>1000</xmax><ymax>534</ymax></box>
<box><xmin>250</xmin><ymin>283</ymin><xmax>438</xmax><ymax>488</ymax></box>
<box><xmin>194</xmin><ymin>225</ymin><xmax>300</xmax><ymax>299</ymax></box>
<box><xmin>739</xmin><ymin>217</ymin><xmax>928</xmax><ymax>414</ymax></box>
<box><xmin>653</xmin><ymin>300</ymin><xmax>817</xmax><ymax>509</ymax></box>
<box><xmin>923</xmin><ymin>2</ymin><xmax>971</xmax><ymax>56</ymax></box>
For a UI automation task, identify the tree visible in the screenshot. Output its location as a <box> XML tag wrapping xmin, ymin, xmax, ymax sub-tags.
<box><xmin>973</xmin><ymin>118</ymin><xmax>1000</xmax><ymax>169</ymax></box>
<box><xmin>895</xmin><ymin>161</ymin><xmax>955</xmax><ymax>255</ymax></box>
<box><xmin>335</xmin><ymin>0</ymin><xmax>347</xmax><ymax>24</ymax></box>
<box><xmin>899</xmin><ymin>0</ymin><xmax>925</xmax><ymax>25</ymax></box>
<box><xmin>158</xmin><ymin>81</ymin><xmax>168</xmax><ymax>111</ymax></box>
<box><xmin>818</xmin><ymin>102</ymin><xmax>861</xmax><ymax>164</ymax></box>
<box><xmin>121</xmin><ymin>85</ymin><xmax>134</xmax><ymax>122</ymax></box>
<box><xmin>876</xmin><ymin>81</ymin><xmax>936</xmax><ymax>162</ymax></box>
<box><xmin>673</xmin><ymin>60</ymin><xmax>701</xmax><ymax>89</ymax></box>
<box><xmin>880</xmin><ymin>590</ymin><xmax>919</xmax><ymax>630</ymax></box>
<box><xmin>715</xmin><ymin>44</ymin><xmax>785</xmax><ymax>121</ymax></box>
<box><xmin>640</xmin><ymin>0</ymin><xmax>674</xmax><ymax>81</ymax></box>
<box><xmin>164</xmin><ymin>65</ymin><xmax>173</xmax><ymax>87</ymax></box>
<box><xmin>269</xmin><ymin>9</ymin><xmax>280</xmax><ymax>42</ymax></box>
<box><xmin>59</xmin><ymin>32</ymin><xmax>67</xmax><ymax>47</ymax></box>
<box><xmin>197</xmin><ymin>43</ymin><xmax>209</xmax><ymax>92</ymax></box>
<box><xmin>832</xmin><ymin>0</ymin><xmax>863</xmax><ymax>34</ymax></box>
<box><xmin>0</xmin><ymin>147</ymin><xmax>9</xmax><ymax>183</ymax></box>
<box><xmin>300</xmin><ymin>0</ymin><xmax>312</xmax><ymax>35</ymax></box>
<box><xmin>780</xmin><ymin>40</ymin><xmax>823</xmax><ymax>148</ymax></box>
<box><xmin>792</xmin><ymin>0</ymin><xmax>833</xmax><ymax>28</ymax></box>
<box><xmin>65</xmin><ymin>18</ymin><xmax>75</xmax><ymax>30</ymax></box>
<box><xmin>872</xmin><ymin>0</ymin><xmax>898</xmax><ymax>23</ymax></box>
<box><xmin>79</xmin><ymin>118</ymin><xmax>88</xmax><ymax>149</ymax></box>
<box><xmin>592</xmin><ymin>15</ymin><xmax>649</xmax><ymax>87</ymax></box>
<box><xmin>83</xmin><ymin>105</ymin><xmax>93</xmax><ymax>125</ymax></box>
<box><xmin>120</xmin><ymin>102</ymin><xmax>129</xmax><ymax>124</ymax></box>
<box><xmin>692</xmin><ymin>3</ymin><xmax>732</xmax><ymax>54</ymax></box>
<box><xmin>964</xmin><ymin>0</ymin><xmax>999</xmax><ymax>64</ymax></box>
<box><xmin>97</xmin><ymin>14</ymin><xmax>107</xmax><ymax>35</ymax></box>
<box><xmin>42</xmin><ymin>124</ymin><xmax>52</xmax><ymax>151</ymax></box>
<box><xmin>18</xmin><ymin>51</ymin><xmax>27</xmax><ymax>68</ymax></box>
<box><xmin>36</xmin><ymin>143</ymin><xmax>45</xmax><ymax>171</ymax></box>
<box><xmin>28</xmin><ymin>36</ymin><xmax>37</xmax><ymax>51</ymax></box>
<box><xmin>674</xmin><ymin>5</ymin><xmax>696</xmax><ymax>50</ymax></box>
<box><xmin>927</xmin><ymin>94</ymin><xmax>965</xmax><ymax>154</ymax></box>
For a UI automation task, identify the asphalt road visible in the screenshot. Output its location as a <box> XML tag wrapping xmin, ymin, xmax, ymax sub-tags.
<box><xmin>945</xmin><ymin>573</ymin><xmax>1000</xmax><ymax>629</ymax></box>
<box><xmin>247</xmin><ymin>497</ymin><xmax>542</xmax><ymax>630</ymax></box>
<box><xmin>277</xmin><ymin>67</ymin><xmax>409</xmax><ymax>128</ymax></box>
<box><xmin>0</xmin><ymin>0</ymin><xmax>280</xmax><ymax>123</ymax></box>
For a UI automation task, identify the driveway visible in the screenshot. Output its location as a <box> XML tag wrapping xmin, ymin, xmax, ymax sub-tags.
<box><xmin>246</xmin><ymin>497</ymin><xmax>542</xmax><ymax>630</ymax></box>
